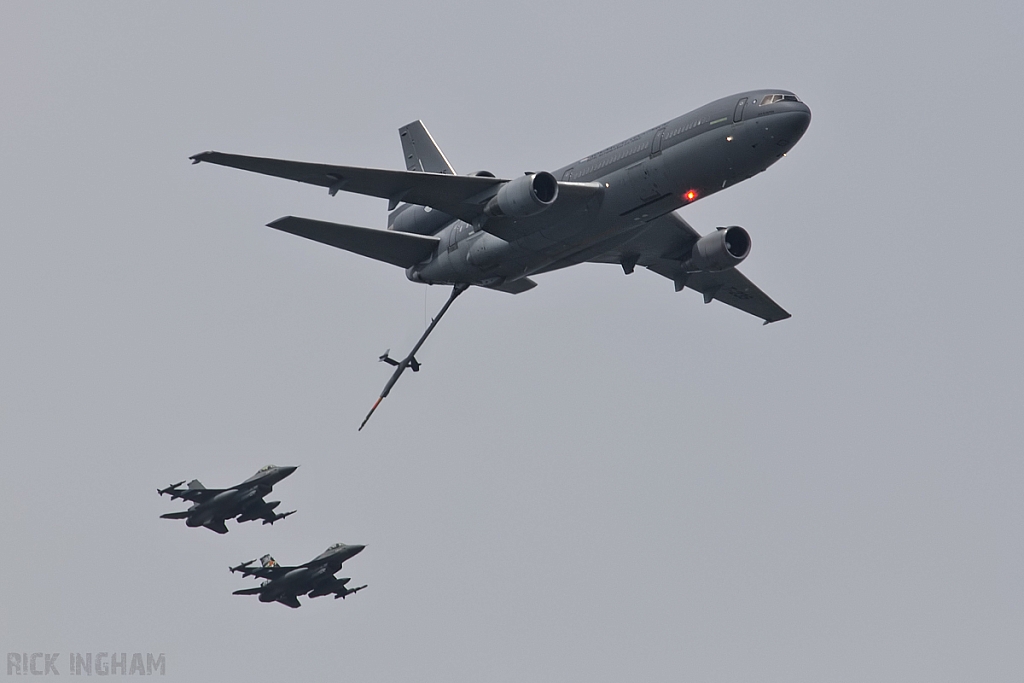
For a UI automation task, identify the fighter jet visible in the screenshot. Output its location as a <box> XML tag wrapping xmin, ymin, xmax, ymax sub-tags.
<box><xmin>158</xmin><ymin>465</ymin><xmax>297</xmax><ymax>534</ymax></box>
<box><xmin>192</xmin><ymin>90</ymin><xmax>811</xmax><ymax>427</ymax></box>
<box><xmin>230</xmin><ymin>543</ymin><xmax>367</xmax><ymax>608</ymax></box>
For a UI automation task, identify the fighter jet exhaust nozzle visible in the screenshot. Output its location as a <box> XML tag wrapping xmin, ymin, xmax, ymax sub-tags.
<box><xmin>685</xmin><ymin>226</ymin><xmax>751</xmax><ymax>272</ymax></box>
<box><xmin>484</xmin><ymin>172</ymin><xmax>558</xmax><ymax>218</ymax></box>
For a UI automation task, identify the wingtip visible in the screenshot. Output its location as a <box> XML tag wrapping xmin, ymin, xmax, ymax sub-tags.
<box><xmin>762</xmin><ymin>312</ymin><xmax>792</xmax><ymax>325</ymax></box>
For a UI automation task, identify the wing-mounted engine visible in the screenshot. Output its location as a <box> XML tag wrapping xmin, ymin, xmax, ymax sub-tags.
<box><xmin>387</xmin><ymin>171</ymin><xmax>497</xmax><ymax>235</ymax></box>
<box><xmin>684</xmin><ymin>226</ymin><xmax>750</xmax><ymax>272</ymax></box>
<box><xmin>484</xmin><ymin>172</ymin><xmax>558</xmax><ymax>218</ymax></box>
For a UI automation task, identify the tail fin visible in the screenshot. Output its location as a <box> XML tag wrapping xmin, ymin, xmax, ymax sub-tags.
<box><xmin>187</xmin><ymin>479</ymin><xmax>205</xmax><ymax>490</ymax></box>
<box><xmin>399</xmin><ymin>121</ymin><xmax>455</xmax><ymax>175</ymax></box>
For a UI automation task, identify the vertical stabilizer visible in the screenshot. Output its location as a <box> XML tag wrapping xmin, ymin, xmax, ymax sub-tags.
<box><xmin>187</xmin><ymin>479</ymin><xmax>205</xmax><ymax>490</ymax></box>
<box><xmin>399</xmin><ymin>121</ymin><xmax>456</xmax><ymax>175</ymax></box>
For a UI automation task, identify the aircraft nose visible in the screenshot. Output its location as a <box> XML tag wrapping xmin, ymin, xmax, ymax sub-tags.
<box><xmin>775</xmin><ymin>104</ymin><xmax>811</xmax><ymax>146</ymax></box>
<box><xmin>280</xmin><ymin>466</ymin><xmax>298</xmax><ymax>476</ymax></box>
<box><xmin>791</xmin><ymin>101</ymin><xmax>811</xmax><ymax>131</ymax></box>
<box><xmin>348</xmin><ymin>544</ymin><xmax>366</xmax><ymax>555</ymax></box>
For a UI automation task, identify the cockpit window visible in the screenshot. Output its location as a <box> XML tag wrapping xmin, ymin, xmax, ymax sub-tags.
<box><xmin>760</xmin><ymin>94</ymin><xmax>801</xmax><ymax>105</ymax></box>
<box><xmin>258</xmin><ymin>465</ymin><xmax>274</xmax><ymax>473</ymax></box>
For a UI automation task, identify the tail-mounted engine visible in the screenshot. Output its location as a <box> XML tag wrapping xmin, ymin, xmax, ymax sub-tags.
<box><xmin>685</xmin><ymin>226</ymin><xmax>751</xmax><ymax>272</ymax></box>
<box><xmin>484</xmin><ymin>172</ymin><xmax>558</xmax><ymax>218</ymax></box>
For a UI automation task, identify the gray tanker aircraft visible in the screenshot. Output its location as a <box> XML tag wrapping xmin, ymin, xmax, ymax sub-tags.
<box><xmin>230</xmin><ymin>543</ymin><xmax>367</xmax><ymax>608</ymax></box>
<box><xmin>192</xmin><ymin>90</ymin><xmax>811</xmax><ymax>427</ymax></box>
<box><xmin>158</xmin><ymin>465</ymin><xmax>297</xmax><ymax>534</ymax></box>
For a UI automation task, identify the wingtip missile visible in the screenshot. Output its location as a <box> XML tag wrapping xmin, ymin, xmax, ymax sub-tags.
<box><xmin>229</xmin><ymin>559</ymin><xmax>257</xmax><ymax>574</ymax></box>
<box><xmin>157</xmin><ymin>481</ymin><xmax>186</xmax><ymax>496</ymax></box>
<box><xmin>336</xmin><ymin>584</ymin><xmax>367</xmax><ymax>599</ymax></box>
<box><xmin>264</xmin><ymin>510</ymin><xmax>296</xmax><ymax>525</ymax></box>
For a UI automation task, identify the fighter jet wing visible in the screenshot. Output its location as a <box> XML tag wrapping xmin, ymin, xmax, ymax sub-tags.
<box><xmin>232</xmin><ymin>564</ymin><xmax>294</xmax><ymax>580</ymax></box>
<box><xmin>158</xmin><ymin>486</ymin><xmax>226</xmax><ymax>503</ymax></box>
<box><xmin>191</xmin><ymin>151</ymin><xmax>504</xmax><ymax>223</ymax></box>
<box><xmin>589</xmin><ymin>212</ymin><xmax>790</xmax><ymax>324</ymax></box>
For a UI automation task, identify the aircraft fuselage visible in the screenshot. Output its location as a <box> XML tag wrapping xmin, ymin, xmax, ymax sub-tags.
<box><xmin>407</xmin><ymin>90</ymin><xmax>810</xmax><ymax>288</ymax></box>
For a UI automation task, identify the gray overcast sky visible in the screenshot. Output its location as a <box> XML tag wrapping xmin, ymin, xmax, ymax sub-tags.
<box><xmin>2</xmin><ymin>2</ymin><xmax>1022</xmax><ymax>681</ymax></box>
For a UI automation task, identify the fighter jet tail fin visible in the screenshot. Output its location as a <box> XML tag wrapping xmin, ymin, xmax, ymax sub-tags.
<box><xmin>268</xmin><ymin>216</ymin><xmax>440</xmax><ymax>269</ymax></box>
<box><xmin>187</xmin><ymin>479</ymin><xmax>205</xmax><ymax>490</ymax></box>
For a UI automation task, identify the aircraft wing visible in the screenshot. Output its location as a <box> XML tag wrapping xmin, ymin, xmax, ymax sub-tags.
<box><xmin>234</xmin><ymin>564</ymin><xmax>294</xmax><ymax>580</ymax></box>
<box><xmin>191</xmin><ymin>151</ymin><xmax>504</xmax><ymax>222</ymax></box>
<box><xmin>191</xmin><ymin>151</ymin><xmax>605</xmax><ymax>241</ymax></box>
<box><xmin>589</xmin><ymin>212</ymin><xmax>791</xmax><ymax>324</ymax></box>
<box><xmin>159</xmin><ymin>487</ymin><xmax>225</xmax><ymax>503</ymax></box>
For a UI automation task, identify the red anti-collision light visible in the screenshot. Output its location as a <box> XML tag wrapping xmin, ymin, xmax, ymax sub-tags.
<box><xmin>684</xmin><ymin>190</ymin><xmax>699</xmax><ymax>202</ymax></box>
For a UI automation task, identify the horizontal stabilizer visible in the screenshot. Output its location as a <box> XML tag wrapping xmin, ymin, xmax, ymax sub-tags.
<box><xmin>204</xmin><ymin>519</ymin><xmax>229</xmax><ymax>534</ymax></box>
<box><xmin>487</xmin><ymin>277</ymin><xmax>537</xmax><ymax>295</ymax></box>
<box><xmin>159</xmin><ymin>511</ymin><xmax>191</xmax><ymax>520</ymax></box>
<box><xmin>268</xmin><ymin>216</ymin><xmax>439</xmax><ymax>268</ymax></box>
<box><xmin>277</xmin><ymin>595</ymin><xmax>302</xmax><ymax>609</ymax></box>
<box><xmin>232</xmin><ymin>586</ymin><xmax>265</xmax><ymax>596</ymax></box>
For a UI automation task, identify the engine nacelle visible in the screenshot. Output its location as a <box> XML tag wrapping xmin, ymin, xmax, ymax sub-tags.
<box><xmin>685</xmin><ymin>226</ymin><xmax>751</xmax><ymax>272</ymax></box>
<box><xmin>485</xmin><ymin>172</ymin><xmax>558</xmax><ymax>218</ymax></box>
<box><xmin>388</xmin><ymin>203</ymin><xmax>455</xmax><ymax>235</ymax></box>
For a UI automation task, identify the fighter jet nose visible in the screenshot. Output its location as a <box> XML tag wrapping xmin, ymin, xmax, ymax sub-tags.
<box><xmin>349</xmin><ymin>544</ymin><xmax>366</xmax><ymax>554</ymax></box>
<box><xmin>282</xmin><ymin>466</ymin><xmax>298</xmax><ymax>475</ymax></box>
